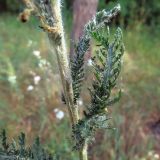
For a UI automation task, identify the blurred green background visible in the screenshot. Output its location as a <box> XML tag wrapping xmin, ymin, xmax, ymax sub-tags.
<box><xmin>0</xmin><ymin>0</ymin><xmax>160</xmax><ymax>160</ymax></box>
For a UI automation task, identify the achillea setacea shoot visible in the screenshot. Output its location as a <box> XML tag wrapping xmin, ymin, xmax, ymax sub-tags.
<box><xmin>0</xmin><ymin>1</ymin><xmax>124</xmax><ymax>160</ymax></box>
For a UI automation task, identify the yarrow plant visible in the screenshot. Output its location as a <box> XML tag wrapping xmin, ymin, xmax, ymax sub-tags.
<box><xmin>0</xmin><ymin>0</ymin><xmax>124</xmax><ymax>160</ymax></box>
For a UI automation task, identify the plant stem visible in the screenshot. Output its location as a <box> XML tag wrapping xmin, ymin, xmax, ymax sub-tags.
<box><xmin>32</xmin><ymin>0</ymin><xmax>79</xmax><ymax>125</ymax></box>
<box><xmin>79</xmin><ymin>141</ymin><xmax>88</xmax><ymax>160</ymax></box>
<box><xmin>25</xmin><ymin>0</ymin><xmax>87</xmax><ymax>159</ymax></box>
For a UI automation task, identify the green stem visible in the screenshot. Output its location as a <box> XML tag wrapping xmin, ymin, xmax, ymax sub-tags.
<box><xmin>79</xmin><ymin>141</ymin><xmax>88</xmax><ymax>160</ymax></box>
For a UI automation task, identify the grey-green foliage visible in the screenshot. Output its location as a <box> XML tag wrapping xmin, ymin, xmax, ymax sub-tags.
<box><xmin>71</xmin><ymin>37</ymin><xmax>90</xmax><ymax>103</ymax></box>
<box><xmin>72</xmin><ymin>114</ymin><xmax>112</xmax><ymax>150</ymax></box>
<box><xmin>0</xmin><ymin>130</ymin><xmax>57</xmax><ymax>160</ymax></box>
<box><xmin>86</xmin><ymin>27</ymin><xmax>124</xmax><ymax>117</ymax></box>
<box><xmin>71</xmin><ymin>6</ymin><xmax>124</xmax><ymax>150</ymax></box>
<box><xmin>71</xmin><ymin>4</ymin><xmax>121</xmax><ymax>104</ymax></box>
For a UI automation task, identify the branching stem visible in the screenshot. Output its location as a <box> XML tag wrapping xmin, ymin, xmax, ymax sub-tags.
<box><xmin>31</xmin><ymin>0</ymin><xmax>79</xmax><ymax>125</ymax></box>
<box><xmin>22</xmin><ymin>1</ymin><xmax>122</xmax><ymax>160</ymax></box>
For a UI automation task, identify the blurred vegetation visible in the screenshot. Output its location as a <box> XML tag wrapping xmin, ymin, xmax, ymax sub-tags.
<box><xmin>0</xmin><ymin>0</ymin><xmax>23</xmax><ymax>12</ymax></box>
<box><xmin>99</xmin><ymin>0</ymin><xmax>160</xmax><ymax>30</ymax></box>
<box><xmin>2</xmin><ymin>0</ymin><xmax>160</xmax><ymax>28</ymax></box>
<box><xmin>0</xmin><ymin>1</ymin><xmax>160</xmax><ymax>160</ymax></box>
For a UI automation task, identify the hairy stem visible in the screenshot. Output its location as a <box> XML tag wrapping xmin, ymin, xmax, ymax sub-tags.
<box><xmin>23</xmin><ymin>0</ymin><xmax>83</xmax><ymax>159</ymax></box>
<box><xmin>32</xmin><ymin>0</ymin><xmax>79</xmax><ymax>124</ymax></box>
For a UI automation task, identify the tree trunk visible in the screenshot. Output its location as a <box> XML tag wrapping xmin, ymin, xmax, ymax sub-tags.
<box><xmin>70</xmin><ymin>0</ymin><xmax>99</xmax><ymax>59</ymax></box>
